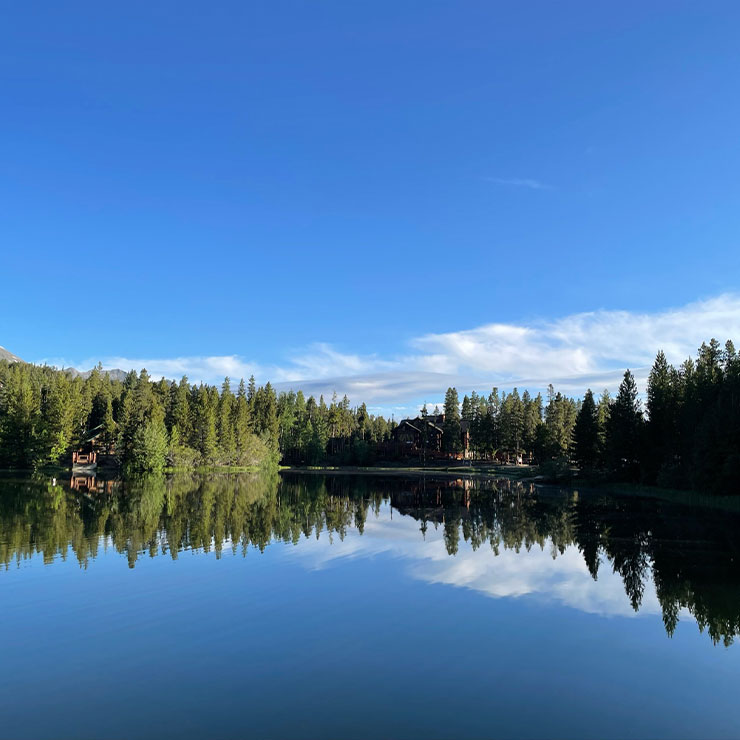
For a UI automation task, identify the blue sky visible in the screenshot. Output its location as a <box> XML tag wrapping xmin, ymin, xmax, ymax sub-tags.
<box><xmin>2</xmin><ymin>2</ymin><xmax>740</xmax><ymax>414</ymax></box>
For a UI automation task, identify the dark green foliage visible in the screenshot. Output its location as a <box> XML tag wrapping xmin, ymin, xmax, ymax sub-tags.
<box><xmin>543</xmin><ymin>385</ymin><xmax>578</xmax><ymax>460</ymax></box>
<box><xmin>130</xmin><ymin>418</ymin><xmax>168</xmax><ymax>473</ymax></box>
<box><xmin>233</xmin><ymin>379</ymin><xmax>252</xmax><ymax>461</ymax></box>
<box><xmin>644</xmin><ymin>352</ymin><xmax>676</xmax><ymax>483</ymax></box>
<box><xmin>596</xmin><ymin>390</ymin><xmax>611</xmax><ymax>460</ymax></box>
<box><xmin>606</xmin><ymin>370</ymin><xmax>644</xmax><ymax>480</ymax></box>
<box><xmin>642</xmin><ymin>340</ymin><xmax>740</xmax><ymax>494</ymax></box>
<box><xmin>191</xmin><ymin>384</ymin><xmax>218</xmax><ymax>463</ymax></box>
<box><xmin>461</xmin><ymin>394</ymin><xmax>473</xmax><ymax>422</ymax></box>
<box><xmin>0</xmin><ymin>335</ymin><xmax>738</xmax><ymax>492</ymax></box>
<box><xmin>500</xmin><ymin>388</ymin><xmax>524</xmax><ymax>456</ymax></box>
<box><xmin>0</xmin><ymin>362</ymin><xmax>272</xmax><ymax>471</ymax></box>
<box><xmin>0</xmin><ymin>364</ymin><xmax>42</xmax><ymax>467</ymax></box>
<box><xmin>252</xmin><ymin>382</ymin><xmax>279</xmax><ymax>454</ymax></box>
<box><xmin>573</xmin><ymin>389</ymin><xmax>599</xmax><ymax>470</ymax></box>
<box><xmin>443</xmin><ymin>387</ymin><xmax>462</xmax><ymax>454</ymax></box>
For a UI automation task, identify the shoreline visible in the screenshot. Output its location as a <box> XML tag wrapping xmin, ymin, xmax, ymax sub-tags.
<box><xmin>278</xmin><ymin>466</ymin><xmax>740</xmax><ymax>511</ymax></box>
<box><xmin>279</xmin><ymin>463</ymin><xmax>538</xmax><ymax>481</ymax></box>
<box><xmin>3</xmin><ymin>464</ymin><xmax>738</xmax><ymax>511</ymax></box>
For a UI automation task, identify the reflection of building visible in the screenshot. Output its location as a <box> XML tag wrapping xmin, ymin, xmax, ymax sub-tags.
<box><xmin>389</xmin><ymin>479</ymin><xmax>483</xmax><ymax>526</ymax></box>
<box><xmin>389</xmin><ymin>477</ymin><xmax>535</xmax><ymax>522</ymax></box>
<box><xmin>69</xmin><ymin>475</ymin><xmax>115</xmax><ymax>494</ymax></box>
<box><xmin>391</xmin><ymin>414</ymin><xmax>471</xmax><ymax>459</ymax></box>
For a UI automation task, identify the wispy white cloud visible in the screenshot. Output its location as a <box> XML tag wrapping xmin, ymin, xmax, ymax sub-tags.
<box><xmin>39</xmin><ymin>294</ymin><xmax>740</xmax><ymax>411</ymax></box>
<box><xmin>120</xmin><ymin>355</ymin><xmax>260</xmax><ymax>381</ymax></box>
<box><xmin>484</xmin><ymin>176</ymin><xmax>551</xmax><ymax>190</ymax></box>
<box><xmin>272</xmin><ymin>343</ymin><xmax>397</xmax><ymax>382</ymax></box>
<box><xmin>54</xmin><ymin>354</ymin><xmax>264</xmax><ymax>385</ymax></box>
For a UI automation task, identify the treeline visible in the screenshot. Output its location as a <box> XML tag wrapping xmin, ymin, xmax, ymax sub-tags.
<box><xmin>572</xmin><ymin>338</ymin><xmax>740</xmax><ymax>494</ymax></box>
<box><xmin>442</xmin><ymin>338</ymin><xmax>739</xmax><ymax>494</ymax></box>
<box><xmin>0</xmin><ymin>360</ymin><xmax>393</xmax><ymax>472</ymax></box>
<box><xmin>436</xmin><ymin>385</ymin><xmax>578</xmax><ymax>460</ymax></box>
<box><xmin>1</xmin><ymin>336</ymin><xmax>738</xmax><ymax>492</ymax></box>
<box><xmin>276</xmin><ymin>391</ymin><xmax>393</xmax><ymax>464</ymax></box>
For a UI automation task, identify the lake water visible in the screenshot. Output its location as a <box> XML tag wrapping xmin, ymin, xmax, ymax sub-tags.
<box><xmin>1</xmin><ymin>471</ymin><xmax>739</xmax><ymax>739</ymax></box>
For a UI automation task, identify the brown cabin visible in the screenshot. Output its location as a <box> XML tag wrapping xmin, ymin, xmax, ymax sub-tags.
<box><xmin>392</xmin><ymin>414</ymin><xmax>471</xmax><ymax>459</ymax></box>
<box><xmin>72</xmin><ymin>450</ymin><xmax>97</xmax><ymax>465</ymax></box>
<box><xmin>71</xmin><ymin>424</ymin><xmax>115</xmax><ymax>468</ymax></box>
<box><xmin>394</xmin><ymin>419</ymin><xmax>443</xmax><ymax>451</ymax></box>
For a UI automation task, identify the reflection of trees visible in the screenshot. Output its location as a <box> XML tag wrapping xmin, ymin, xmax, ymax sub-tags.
<box><xmin>0</xmin><ymin>472</ymin><xmax>385</xmax><ymax>569</ymax></box>
<box><xmin>1</xmin><ymin>473</ymin><xmax>740</xmax><ymax>645</ymax></box>
<box><xmin>391</xmin><ymin>479</ymin><xmax>740</xmax><ymax>646</ymax></box>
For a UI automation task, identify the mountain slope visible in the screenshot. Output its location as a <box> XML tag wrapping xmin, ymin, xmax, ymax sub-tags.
<box><xmin>0</xmin><ymin>345</ymin><xmax>22</xmax><ymax>363</ymax></box>
<box><xmin>64</xmin><ymin>366</ymin><xmax>130</xmax><ymax>382</ymax></box>
<box><xmin>0</xmin><ymin>346</ymin><xmax>129</xmax><ymax>380</ymax></box>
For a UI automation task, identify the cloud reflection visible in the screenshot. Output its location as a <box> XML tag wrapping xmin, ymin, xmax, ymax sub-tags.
<box><xmin>279</xmin><ymin>503</ymin><xmax>664</xmax><ymax>619</ymax></box>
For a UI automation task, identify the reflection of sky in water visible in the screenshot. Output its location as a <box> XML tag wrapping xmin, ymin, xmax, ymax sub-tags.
<box><xmin>278</xmin><ymin>502</ymin><xmax>668</xmax><ymax>619</ymax></box>
<box><xmin>4</xmin><ymin>486</ymin><xmax>738</xmax><ymax>740</ymax></box>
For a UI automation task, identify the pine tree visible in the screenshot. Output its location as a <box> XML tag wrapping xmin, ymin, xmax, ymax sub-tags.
<box><xmin>501</xmin><ymin>388</ymin><xmax>524</xmax><ymax>459</ymax></box>
<box><xmin>574</xmin><ymin>389</ymin><xmax>599</xmax><ymax>470</ymax></box>
<box><xmin>461</xmin><ymin>395</ymin><xmax>473</xmax><ymax>422</ymax></box>
<box><xmin>543</xmin><ymin>388</ymin><xmax>577</xmax><ymax>459</ymax></box>
<box><xmin>607</xmin><ymin>370</ymin><xmax>643</xmax><ymax>480</ymax></box>
<box><xmin>101</xmin><ymin>390</ymin><xmax>117</xmax><ymax>449</ymax></box>
<box><xmin>443</xmin><ymin>387</ymin><xmax>462</xmax><ymax>454</ymax></box>
<box><xmin>485</xmin><ymin>388</ymin><xmax>501</xmax><ymax>457</ymax></box>
<box><xmin>168</xmin><ymin>376</ymin><xmax>192</xmax><ymax>443</ymax></box>
<box><xmin>192</xmin><ymin>384</ymin><xmax>217</xmax><ymax>463</ymax></box>
<box><xmin>0</xmin><ymin>366</ymin><xmax>41</xmax><ymax>467</ymax></box>
<box><xmin>522</xmin><ymin>391</ymin><xmax>542</xmax><ymax>462</ymax></box>
<box><xmin>596</xmin><ymin>389</ymin><xmax>611</xmax><ymax>460</ymax></box>
<box><xmin>218</xmin><ymin>377</ymin><xmax>235</xmax><ymax>464</ymax></box>
<box><xmin>233</xmin><ymin>379</ymin><xmax>252</xmax><ymax>463</ymax></box>
<box><xmin>42</xmin><ymin>372</ymin><xmax>76</xmax><ymax>463</ymax></box>
<box><xmin>645</xmin><ymin>351</ymin><xmax>674</xmax><ymax>482</ymax></box>
<box><xmin>118</xmin><ymin>370</ymin><xmax>169</xmax><ymax>471</ymax></box>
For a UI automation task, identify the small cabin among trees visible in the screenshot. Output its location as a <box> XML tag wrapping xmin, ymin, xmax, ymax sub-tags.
<box><xmin>71</xmin><ymin>425</ymin><xmax>116</xmax><ymax>469</ymax></box>
<box><xmin>71</xmin><ymin>450</ymin><xmax>97</xmax><ymax>466</ymax></box>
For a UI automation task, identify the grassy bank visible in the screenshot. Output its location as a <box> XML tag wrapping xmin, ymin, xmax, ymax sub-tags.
<box><xmin>163</xmin><ymin>465</ymin><xmax>280</xmax><ymax>474</ymax></box>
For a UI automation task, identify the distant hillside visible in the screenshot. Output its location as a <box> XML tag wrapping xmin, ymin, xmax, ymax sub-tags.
<box><xmin>0</xmin><ymin>345</ymin><xmax>130</xmax><ymax>381</ymax></box>
<box><xmin>64</xmin><ymin>366</ymin><xmax>130</xmax><ymax>382</ymax></box>
<box><xmin>0</xmin><ymin>345</ymin><xmax>22</xmax><ymax>363</ymax></box>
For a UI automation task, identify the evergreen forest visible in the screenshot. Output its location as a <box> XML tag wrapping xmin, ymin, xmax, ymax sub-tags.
<box><xmin>0</xmin><ymin>337</ymin><xmax>738</xmax><ymax>494</ymax></box>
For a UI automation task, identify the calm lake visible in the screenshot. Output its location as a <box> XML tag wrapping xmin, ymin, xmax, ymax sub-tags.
<box><xmin>1</xmin><ymin>471</ymin><xmax>739</xmax><ymax>740</ymax></box>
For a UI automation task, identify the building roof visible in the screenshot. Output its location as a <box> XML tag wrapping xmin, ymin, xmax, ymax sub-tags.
<box><xmin>396</xmin><ymin>420</ymin><xmax>421</xmax><ymax>434</ymax></box>
<box><xmin>396</xmin><ymin>418</ymin><xmax>444</xmax><ymax>435</ymax></box>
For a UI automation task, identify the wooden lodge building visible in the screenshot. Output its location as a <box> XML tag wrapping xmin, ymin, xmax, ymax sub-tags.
<box><xmin>391</xmin><ymin>413</ymin><xmax>471</xmax><ymax>460</ymax></box>
<box><xmin>391</xmin><ymin>413</ymin><xmax>529</xmax><ymax>464</ymax></box>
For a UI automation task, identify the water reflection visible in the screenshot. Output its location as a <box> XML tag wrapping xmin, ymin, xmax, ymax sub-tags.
<box><xmin>1</xmin><ymin>472</ymin><xmax>739</xmax><ymax>646</ymax></box>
